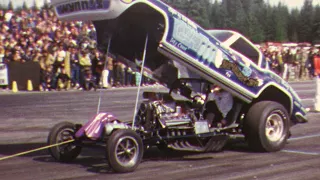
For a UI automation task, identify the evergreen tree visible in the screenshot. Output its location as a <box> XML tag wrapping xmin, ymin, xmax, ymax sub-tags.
<box><xmin>32</xmin><ymin>0</ymin><xmax>40</xmax><ymax>10</ymax></box>
<box><xmin>165</xmin><ymin>0</ymin><xmax>189</xmax><ymax>15</ymax></box>
<box><xmin>43</xmin><ymin>0</ymin><xmax>50</xmax><ymax>9</ymax></box>
<box><xmin>8</xmin><ymin>0</ymin><xmax>13</xmax><ymax>10</ymax></box>
<box><xmin>288</xmin><ymin>8</ymin><xmax>300</xmax><ymax>42</ymax></box>
<box><xmin>162</xmin><ymin>0</ymin><xmax>211</xmax><ymax>28</ymax></box>
<box><xmin>262</xmin><ymin>4</ymin><xmax>276</xmax><ymax>41</ymax></box>
<box><xmin>161</xmin><ymin>0</ymin><xmax>320</xmax><ymax>44</ymax></box>
<box><xmin>245</xmin><ymin>0</ymin><xmax>265</xmax><ymax>43</ymax></box>
<box><xmin>209</xmin><ymin>0</ymin><xmax>221</xmax><ymax>28</ymax></box>
<box><xmin>218</xmin><ymin>0</ymin><xmax>232</xmax><ymax>28</ymax></box>
<box><xmin>312</xmin><ymin>5</ymin><xmax>320</xmax><ymax>44</ymax></box>
<box><xmin>228</xmin><ymin>0</ymin><xmax>247</xmax><ymax>33</ymax></box>
<box><xmin>298</xmin><ymin>0</ymin><xmax>314</xmax><ymax>42</ymax></box>
<box><xmin>186</xmin><ymin>0</ymin><xmax>211</xmax><ymax>28</ymax></box>
<box><xmin>22</xmin><ymin>1</ymin><xmax>28</xmax><ymax>10</ymax></box>
<box><xmin>273</xmin><ymin>3</ymin><xmax>289</xmax><ymax>42</ymax></box>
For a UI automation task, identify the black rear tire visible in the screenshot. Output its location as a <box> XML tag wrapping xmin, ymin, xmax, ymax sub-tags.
<box><xmin>243</xmin><ymin>101</ymin><xmax>289</xmax><ymax>152</ymax></box>
<box><xmin>106</xmin><ymin>129</ymin><xmax>143</xmax><ymax>173</ymax></box>
<box><xmin>47</xmin><ymin>122</ymin><xmax>82</xmax><ymax>162</ymax></box>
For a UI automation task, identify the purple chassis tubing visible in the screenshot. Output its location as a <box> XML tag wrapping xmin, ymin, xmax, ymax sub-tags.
<box><xmin>75</xmin><ymin>112</ymin><xmax>117</xmax><ymax>140</ymax></box>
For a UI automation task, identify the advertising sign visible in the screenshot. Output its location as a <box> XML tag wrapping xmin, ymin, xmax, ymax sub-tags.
<box><xmin>56</xmin><ymin>0</ymin><xmax>110</xmax><ymax>16</ymax></box>
<box><xmin>0</xmin><ymin>63</ymin><xmax>8</xmax><ymax>85</ymax></box>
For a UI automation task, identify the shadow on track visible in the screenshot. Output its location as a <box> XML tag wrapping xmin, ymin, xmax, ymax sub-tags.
<box><xmin>0</xmin><ymin>137</ymin><xmax>255</xmax><ymax>174</ymax></box>
<box><xmin>0</xmin><ymin>143</ymin><xmax>48</xmax><ymax>157</ymax></box>
<box><xmin>26</xmin><ymin>138</ymin><xmax>255</xmax><ymax>174</ymax></box>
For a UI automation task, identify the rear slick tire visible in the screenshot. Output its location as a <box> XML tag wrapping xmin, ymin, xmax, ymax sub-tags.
<box><xmin>244</xmin><ymin>101</ymin><xmax>289</xmax><ymax>152</ymax></box>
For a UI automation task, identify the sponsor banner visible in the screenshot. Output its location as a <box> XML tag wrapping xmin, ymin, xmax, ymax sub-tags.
<box><xmin>56</xmin><ymin>0</ymin><xmax>110</xmax><ymax>16</ymax></box>
<box><xmin>0</xmin><ymin>63</ymin><xmax>8</xmax><ymax>85</ymax></box>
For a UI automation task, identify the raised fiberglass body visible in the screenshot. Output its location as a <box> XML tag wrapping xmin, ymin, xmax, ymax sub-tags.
<box><xmin>51</xmin><ymin>0</ymin><xmax>307</xmax><ymax>124</ymax></box>
<box><xmin>48</xmin><ymin>0</ymin><xmax>308</xmax><ymax>173</ymax></box>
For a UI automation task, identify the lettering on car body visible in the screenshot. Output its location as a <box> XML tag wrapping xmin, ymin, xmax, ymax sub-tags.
<box><xmin>56</xmin><ymin>0</ymin><xmax>110</xmax><ymax>15</ymax></box>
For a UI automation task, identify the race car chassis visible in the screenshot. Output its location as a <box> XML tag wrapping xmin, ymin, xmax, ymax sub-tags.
<box><xmin>47</xmin><ymin>111</ymin><xmax>232</xmax><ymax>173</ymax></box>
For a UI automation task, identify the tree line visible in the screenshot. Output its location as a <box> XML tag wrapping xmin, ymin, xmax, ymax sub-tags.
<box><xmin>163</xmin><ymin>0</ymin><xmax>320</xmax><ymax>44</ymax></box>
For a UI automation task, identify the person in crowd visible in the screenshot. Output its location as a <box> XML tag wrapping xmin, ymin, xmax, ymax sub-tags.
<box><xmin>126</xmin><ymin>65</ymin><xmax>134</xmax><ymax>86</ymax></box>
<box><xmin>53</xmin><ymin>43</ymin><xmax>66</xmax><ymax>73</ymax></box>
<box><xmin>107</xmin><ymin>53</ymin><xmax>114</xmax><ymax>86</ymax></box>
<box><xmin>78</xmin><ymin>48</ymin><xmax>92</xmax><ymax>89</ymax></box>
<box><xmin>0</xmin><ymin>46</ymin><xmax>4</xmax><ymax>63</ymax></box>
<box><xmin>300</xmin><ymin>49</ymin><xmax>309</xmax><ymax>80</ymax></box>
<box><xmin>69</xmin><ymin>46</ymin><xmax>80</xmax><ymax>88</ymax></box>
<box><xmin>11</xmin><ymin>49</ymin><xmax>22</xmax><ymax>62</ymax></box>
<box><xmin>101</xmin><ymin>54</ymin><xmax>113</xmax><ymax>89</ymax></box>
<box><xmin>91</xmin><ymin>49</ymin><xmax>104</xmax><ymax>87</ymax></box>
<box><xmin>55</xmin><ymin>67</ymin><xmax>71</xmax><ymax>91</ymax></box>
<box><xmin>113</xmin><ymin>59</ymin><xmax>121</xmax><ymax>87</ymax></box>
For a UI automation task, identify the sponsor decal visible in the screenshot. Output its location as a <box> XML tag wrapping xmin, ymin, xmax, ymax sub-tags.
<box><xmin>220</xmin><ymin>59</ymin><xmax>261</xmax><ymax>87</ymax></box>
<box><xmin>167</xmin><ymin>12</ymin><xmax>262</xmax><ymax>87</ymax></box>
<box><xmin>169</xmin><ymin>15</ymin><xmax>219</xmax><ymax>66</ymax></box>
<box><xmin>56</xmin><ymin>0</ymin><xmax>110</xmax><ymax>15</ymax></box>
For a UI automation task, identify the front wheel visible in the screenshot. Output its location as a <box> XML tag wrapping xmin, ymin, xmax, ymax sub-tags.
<box><xmin>106</xmin><ymin>129</ymin><xmax>143</xmax><ymax>173</ymax></box>
<box><xmin>243</xmin><ymin>101</ymin><xmax>289</xmax><ymax>152</ymax></box>
<box><xmin>47</xmin><ymin>122</ymin><xmax>82</xmax><ymax>162</ymax></box>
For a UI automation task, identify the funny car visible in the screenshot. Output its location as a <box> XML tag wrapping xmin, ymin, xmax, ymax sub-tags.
<box><xmin>47</xmin><ymin>0</ymin><xmax>308</xmax><ymax>173</ymax></box>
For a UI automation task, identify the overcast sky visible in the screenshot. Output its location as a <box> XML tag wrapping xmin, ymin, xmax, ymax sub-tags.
<box><xmin>1</xmin><ymin>0</ymin><xmax>320</xmax><ymax>9</ymax></box>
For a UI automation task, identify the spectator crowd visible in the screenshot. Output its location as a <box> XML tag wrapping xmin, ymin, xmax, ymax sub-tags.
<box><xmin>0</xmin><ymin>7</ymin><xmax>154</xmax><ymax>91</ymax></box>
<box><xmin>261</xmin><ymin>45</ymin><xmax>320</xmax><ymax>82</ymax></box>
<box><xmin>0</xmin><ymin>7</ymin><xmax>320</xmax><ymax>92</ymax></box>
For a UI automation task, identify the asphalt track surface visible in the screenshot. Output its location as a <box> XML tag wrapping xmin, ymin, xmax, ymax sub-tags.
<box><xmin>0</xmin><ymin>81</ymin><xmax>320</xmax><ymax>180</ymax></box>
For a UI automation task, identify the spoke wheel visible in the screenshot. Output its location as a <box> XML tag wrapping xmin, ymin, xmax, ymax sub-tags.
<box><xmin>47</xmin><ymin>122</ymin><xmax>82</xmax><ymax>162</ymax></box>
<box><xmin>115</xmin><ymin>136</ymin><xmax>139</xmax><ymax>168</ymax></box>
<box><xmin>106</xmin><ymin>129</ymin><xmax>143</xmax><ymax>173</ymax></box>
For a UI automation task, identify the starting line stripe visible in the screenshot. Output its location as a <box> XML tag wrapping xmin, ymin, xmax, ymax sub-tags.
<box><xmin>281</xmin><ymin>150</ymin><xmax>319</xmax><ymax>156</ymax></box>
<box><xmin>282</xmin><ymin>133</ymin><xmax>320</xmax><ymax>156</ymax></box>
<box><xmin>288</xmin><ymin>133</ymin><xmax>320</xmax><ymax>141</ymax></box>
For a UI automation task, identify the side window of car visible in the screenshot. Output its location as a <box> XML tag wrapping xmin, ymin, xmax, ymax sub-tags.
<box><xmin>230</xmin><ymin>37</ymin><xmax>260</xmax><ymax>65</ymax></box>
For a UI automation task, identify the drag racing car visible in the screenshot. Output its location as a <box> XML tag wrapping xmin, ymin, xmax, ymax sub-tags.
<box><xmin>47</xmin><ymin>0</ymin><xmax>308</xmax><ymax>173</ymax></box>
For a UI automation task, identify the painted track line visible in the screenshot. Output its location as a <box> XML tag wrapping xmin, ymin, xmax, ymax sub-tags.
<box><xmin>281</xmin><ymin>133</ymin><xmax>320</xmax><ymax>156</ymax></box>
<box><xmin>301</xmin><ymin>98</ymin><xmax>314</xmax><ymax>102</ymax></box>
<box><xmin>288</xmin><ymin>133</ymin><xmax>320</xmax><ymax>141</ymax></box>
<box><xmin>281</xmin><ymin>150</ymin><xmax>319</xmax><ymax>156</ymax></box>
